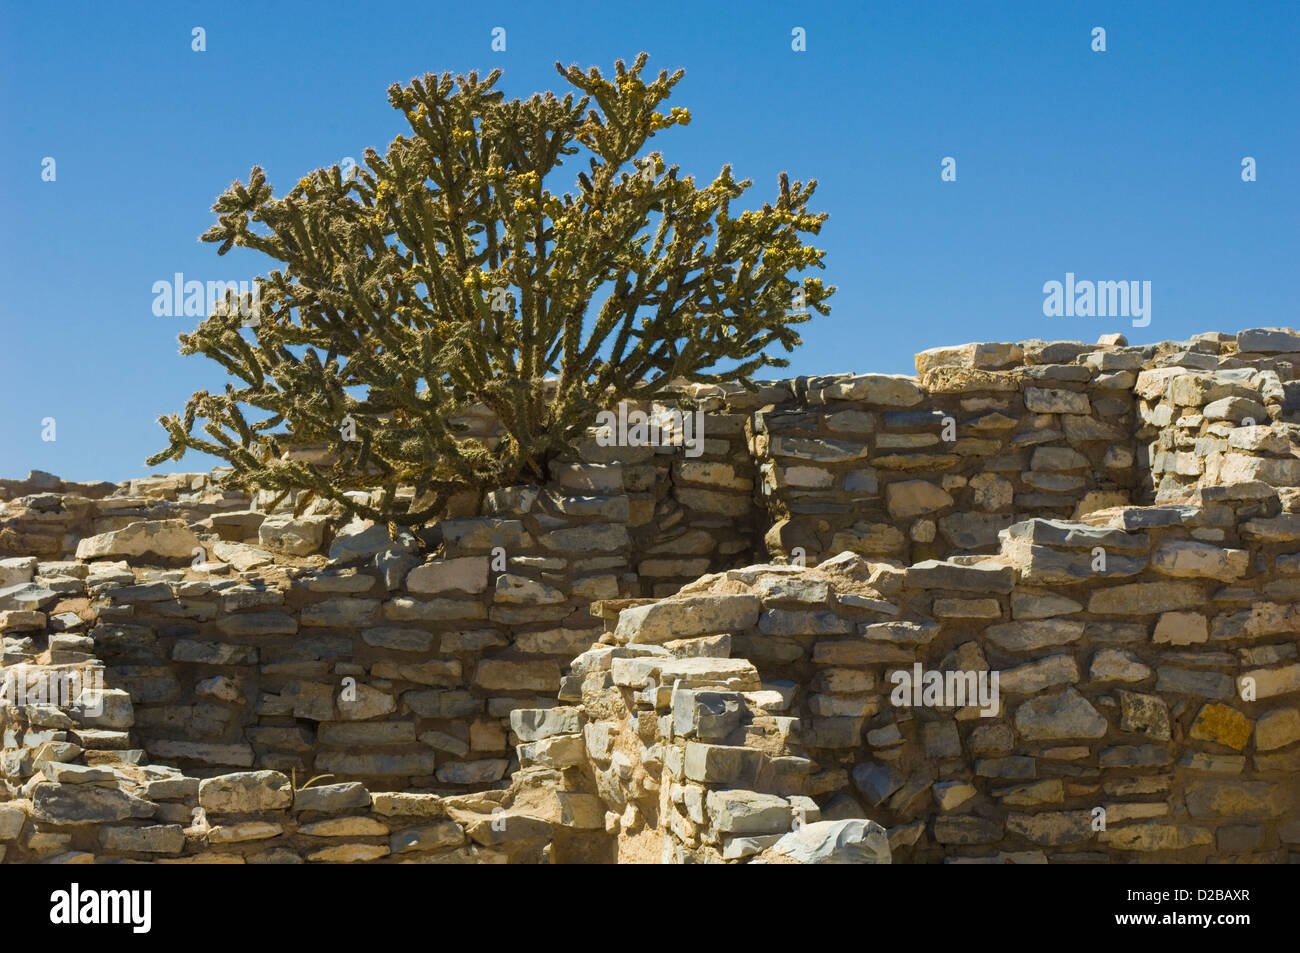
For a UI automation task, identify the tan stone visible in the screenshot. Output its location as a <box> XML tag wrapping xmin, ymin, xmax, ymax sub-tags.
<box><xmin>1255</xmin><ymin>709</ymin><xmax>1300</xmax><ymax>750</ymax></box>
<box><xmin>305</xmin><ymin>844</ymin><xmax>390</xmax><ymax>863</ymax></box>
<box><xmin>1099</xmin><ymin>824</ymin><xmax>1212</xmax><ymax>851</ymax></box>
<box><xmin>1152</xmin><ymin>612</ymin><xmax>1208</xmax><ymax>645</ymax></box>
<box><xmin>1241</xmin><ymin>664</ymin><xmax>1300</xmax><ymax>700</ymax></box>
<box><xmin>932</xmin><ymin>598</ymin><xmax>1001</xmax><ymax>619</ymax></box>
<box><xmin>1152</xmin><ymin>541</ymin><xmax>1248</xmax><ymax>579</ymax></box>
<box><xmin>1087</xmin><ymin>582</ymin><xmax>1202</xmax><ymax>615</ymax></box>
<box><xmin>915</xmin><ymin>342</ymin><xmax>1023</xmax><ymax>375</ymax></box>
<box><xmin>885</xmin><ymin>480</ymin><xmax>953</xmax><ymax>519</ymax></box>
<box><xmin>207</xmin><ymin>822</ymin><xmax>284</xmax><ymax>844</ymax></box>
<box><xmin>300</xmin><ymin>816</ymin><xmax>389</xmax><ymax>837</ymax></box>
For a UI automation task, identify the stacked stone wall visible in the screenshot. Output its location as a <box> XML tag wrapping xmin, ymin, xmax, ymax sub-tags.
<box><xmin>4</xmin><ymin>327</ymin><xmax>1299</xmax><ymax>863</ymax></box>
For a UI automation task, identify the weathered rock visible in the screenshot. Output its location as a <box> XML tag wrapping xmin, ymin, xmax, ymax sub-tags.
<box><xmin>1255</xmin><ymin>709</ymin><xmax>1300</xmax><ymax>750</ymax></box>
<box><xmin>755</xmin><ymin>818</ymin><xmax>891</xmax><ymax>864</ymax></box>
<box><xmin>99</xmin><ymin>824</ymin><xmax>185</xmax><ymax>854</ymax></box>
<box><xmin>1188</xmin><ymin>704</ymin><xmax>1253</xmax><ymax>751</ymax></box>
<box><xmin>706</xmin><ymin>789</ymin><xmax>791</xmax><ymax>834</ymax></box>
<box><xmin>984</xmin><ymin>619</ymin><xmax>1084</xmax><ymax>652</ymax></box>
<box><xmin>293</xmin><ymin>783</ymin><xmax>370</xmax><ymax>813</ymax></box>
<box><xmin>1151</xmin><ymin>541</ymin><xmax>1248</xmax><ymax>579</ymax></box>
<box><xmin>32</xmin><ymin>784</ymin><xmax>155</xmax><ymax>824</ymax></box>
<box><xmin>823</xmin><ymin>374</ymin><xmax>924</xmax><ymax>406</ymax></box>
<box><xmin>75</xmin><ymin>520</ymin><xmax>200</xmax><ymax>561</ymax></box>
<box><xmin>1152</xmin><ymin>611</ymin><xmax>1208</xmax><ymax>645</ymax></box>
<box><xmin>258</xmin><ymin>515</ymin><xmax>329</xmax><ymax>556</ymax></box>
<box><xmin>1013</xmin><ymin>689</ymin><xmax>1107</xmax><ymax>741</ymax></box>
<box><xmin>406</xmin><ymin>557</ymin><xmax>489</xmax><ymax>594</ymax></box>
<box><xmin>614</xmin><ymin>594</ymin><xmax>760</xmax><ymax>644</ymax></box>
<box><xmin>1184</xmin><ymin>781</ymin><xmax>1291</xmax><ymax>819</ymax></box>
<box><xmin>198</xmin><ymin>771</ymin><xmax>293</xmax><ymax>813</ymax></box>
<box><xmin>885</xmin><ymin>481</ymin><xmax>953</xmax><ymax>519</ymax></box>
<box><xmin>1086</xmin><ymin>581</ymin><xmax>1203</xmax><ymax>615</ymax></box>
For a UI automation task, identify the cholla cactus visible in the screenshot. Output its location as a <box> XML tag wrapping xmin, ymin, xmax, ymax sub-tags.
<box><xmin>148</xmin><ymin>54</ymin><xmax>834</xmax><ymax>527</ymax></box>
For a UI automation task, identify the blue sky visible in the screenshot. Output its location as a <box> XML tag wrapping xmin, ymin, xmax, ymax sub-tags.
<box><xmin>2</xmin><ymin>0</ymin><xmax>1296</xmax><ymax>482</ymax></box>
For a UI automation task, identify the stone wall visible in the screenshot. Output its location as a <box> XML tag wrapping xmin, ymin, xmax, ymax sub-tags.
<box><xmin>751</xmin><ymin>331</ymin><xmax>1300</xmax><ymax>567</ymax></box>
<box><xmin>3</xmin><ymin>326</ymin><xmax>1299</xmax><ymax>863</ymax></box>
<box><xmin>0</xmin><ymin>411</ymin><xmax>765</xmax><ymax>792</ymax></box>
<box><xmin>581</xmin><ymin>487</ymin><xmax>1300</xmax><ymax>862</ymax></box>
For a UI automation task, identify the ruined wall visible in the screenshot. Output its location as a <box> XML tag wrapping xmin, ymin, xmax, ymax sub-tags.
<box><xmin>0</xmin><ymin>405</ymin><xmax>764</xmax><ymax>792</ymax></box>
<box><xmin>3</xmin><ymin>326</ymin><xmax>1299</xmax><ymax>863</ymax></box>
<box><xmin>751</xmin><ymin>331</ymin><xmax>1300</xmax><ymax>567</ymax></box>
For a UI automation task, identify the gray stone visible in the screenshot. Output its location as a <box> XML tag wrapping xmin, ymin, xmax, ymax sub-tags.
<box><xmin>852</xmin><ymin>761</ymin><xmax>903</xmax><ymax>805</ymax></box>
<box><xmin>509</xmin><ymin>707</ymin><xmax>583</xmax><ymax>742</ymax></box>
<box><xmin>390</xmin><ymin>820</ymin><xmax>465</xmax><ymax>853</ymax></box>
<box><xmin>1116</xmin><ymin>691</ymin><xmax>1170</xmax><ymax>740</ymax></box>
<box><xmin>1237</xmin><ymin>328</ymin><xmax>1300</xmax><ymax>353</ymax></box>
<box><xmin>1013</xmin><ymin>689</ymin><xmax>1107</xmax><ymax>741</ymax></box>
<box><xmin>328</xmin><ymin>520</ymin><xmax>416</xmax><ymax>563</ymax></box>
<box><xmin>756</xmin><ymin>819</ymin><xmax>891</xmax><ymax>864</ymax></box>
<box><xmin>1203</xmin><ymin>396</ymin><xmax>1268</xmax><ymax>424</ymax></box>
<box><xmin>216</xmin><ymin>610</ymin><xmax>298</xmax><ymax>637</ymax></box>
<box><xmin>32</xmin><ymin>784</ymin><xmax>155</xmax><ymax>824</ymax></box>
<box><xmin>144</xmin><ymin>740</ymin><xmax>255</xmax><ymax>766</ymax></box>
<box><xmin>0</xmin><ymin>583</ymin><xmax>59</xmax><ymax>612</ymax></box>
<box><xmin>1003</xmin><ymin>518</ymin><xmax>1147</xmax><ymax>552</ymax></box>
<box><xmin>1010</xmin><ymin>591</ymin><xmax>1082</xmax><ymax>619</ymax></box>
<box><xmin>1099</xmin><ymin>744</ymin><xmax>1171</xmax><ymax>768</ymax></box>
<box><xmin>1152</xmin><ymin>540</ymin><xmax>1249</xmax><ymax>579</ymax></box>
<box><xmin>99</xmin><ymin>824</ymin><xmax>185</xmax><ymax>854</ymax></box>
<box><xmin>317</xmin><ymin>751</ymin><xmax>439</xmax><ymax>777</ymax></box>
<box><xmin>361</xmin><ymin>627</ymin><xmax>435</xmax><ymax>652</ymax></box>
<box><xmin>1154</xmin><ymin>667</ymin><xmax>1234</xmax><ymax>700</ymax></box>
<box><xmin>904</xmin><ymin>560</ymin><xmax>1014</xmax><ymax>592</ymax></box>
<box><xmin>1024</xmin><ymin>388</ymin><xmax>1090</xmax><ymax>414</ymax></box>
<box><xmin>406</xmin><ymin>557</ymin><xmax>489</xmax><ymax>594</ymax></box>
<box><xmin>1000</xmin><ymin>654</ymin><xmax>1079</xmax><ymax>694</ymax></box>
<box><xmin>75</xmin><ymin>520</ymin><xmax>201</xmax><ymax>561</ymax></box>
<box><xmin>383</xmin><ymin>597</ymin><xmax>487</xmax><ymax>623</ymax></box>
<box><xmin>937</xmin><ymin>512</ymin><xmax>1015</xmax><ymax>550</ymax></box>
<box><xmin>984</xmin><ymin>619</ymin><xmax>1084</xmax><ymax>652</ymax></box>
<box><xmin>706</xmin><ymin>789</ymin><xmax>791</xmax><ymax>834</ymax></box>
<box><xmin>172</xmin><ymin>639</ymin><xmax>258</xmax><ymax>665</ymax></box>
<box><xmin>258</xmin><ymin>515</ymin><xmax>329</xmax><ymax>556</ymax></box>
<box><xmin>684</xmin><ymin>742</ymin><xmax>764</xmax><ymax>785</ymax></box>
<box><xmin>1090</xmin><ymin>649</ymin><xmax>1152</xmax><ymax>683</ymax></box>
<box><xmin>435</xmin><ymin>759</ymin><xmax>508</xmax><ymax>784</ymax></box>
<box><xmin>933</xmin><ymin>814</ymin><xmax>1004</xmax><ymax>844</ymax></box>
<box><xmin>758</xmin><ymin>609</ymin><xmax>854</xmax><ymax>636</ymax></box>
<box><xmin>770</xmin><ymin>436</ymin><xmax>871</xmax><ymax>463</ymax></box>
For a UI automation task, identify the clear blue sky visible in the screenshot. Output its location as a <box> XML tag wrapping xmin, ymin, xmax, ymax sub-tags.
<box><xmin>2</xmin><ymin>0</ymin><xmax>1296</xmax><ymax>482</ymax></box>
